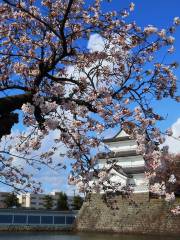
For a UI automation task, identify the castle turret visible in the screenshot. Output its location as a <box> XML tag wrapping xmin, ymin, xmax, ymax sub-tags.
<box><xmin>98</xmin><ymin>130</ymin><xmax>149</xmax><ymax>193</ymax></box>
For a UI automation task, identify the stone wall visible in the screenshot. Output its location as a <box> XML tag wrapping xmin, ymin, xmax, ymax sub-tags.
<box><xmin>76</xmin><ymin>193</ymin><xmax>180</xmax><ymax>235</ymax></box>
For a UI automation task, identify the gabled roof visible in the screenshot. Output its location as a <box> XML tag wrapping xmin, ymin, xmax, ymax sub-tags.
<box><xmin>97</xmin><ymin>163</ymin><xmax>129</xmax><ymax>178</ymax></box>
<box><xmin>103</xmin><ymin>129</ymin><xmax>130</xmax><ymax>143</ymax></box>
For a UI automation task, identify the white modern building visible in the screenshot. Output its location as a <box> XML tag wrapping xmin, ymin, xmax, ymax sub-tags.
<box><xmin>97</xmin><ymin>130</ymin><xmax>149</xmax><ymax>194</ymax></box>
<box><xmin>18</xmin><ymin>193</ymin><xmax>51</xmax><ymax>210</ymax></box>
<box><xmin>18</xmin><ymin>192</ymin><xmax>74</xmax><ymax>210</ymax></box>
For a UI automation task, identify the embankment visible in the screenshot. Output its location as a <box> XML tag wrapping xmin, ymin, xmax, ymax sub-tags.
<box><xmin>76</xmin><ymin>193</ymin><xmax>180</xmax><ymax>235</ymax></box>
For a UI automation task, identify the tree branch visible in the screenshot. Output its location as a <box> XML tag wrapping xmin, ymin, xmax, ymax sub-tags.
<box><xmin>0</xmin><ymin>93</ymin><xmax>33</xmax><ymax>115</ymax></box>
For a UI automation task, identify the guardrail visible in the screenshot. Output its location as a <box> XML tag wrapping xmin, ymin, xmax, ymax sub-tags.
<box><xmin>0</xmin><ymin>209</ymin><xmax>77</xmax><ymax>226</ymax></box>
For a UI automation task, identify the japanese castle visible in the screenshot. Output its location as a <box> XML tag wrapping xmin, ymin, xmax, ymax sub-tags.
<box><xmin>98</xmin><ymin>130</ymin><xmax>149</xmax><ymax>194</ymax></box>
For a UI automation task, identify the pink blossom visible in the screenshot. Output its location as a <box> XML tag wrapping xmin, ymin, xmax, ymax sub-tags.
<box><xmin>22</xmin><ymin>103</ymin><xmax>35</xmax><ymax>114</ymax></box>
<box><xmin>158</xmin><ymin>29</ymin><xmax>166</xmax><ymax>38</ymax></box>
<box><xmin>166</xmin><ymin>36</ymin><xmax>175</xmax><ymax>44</ymax></box>
<box><xmin>168</xmin><ymin>174</ymin><xmax>176</xmax><ymax>184</ymax></box>
<box><xmin>166</xmin><ymin>128</ymin><xmax>173</xmax><ymax>136</ymax></box>
<box><xmin>171</xmin><ymin>206</ymin><xmax>180</xmax><ymax>215</ymax></box>
<box><xmin>45</xmin><ymin>119</ymin><xmax>59</xmax><ymax>130</ymax></box>
<box><xmin>144</xmin><ymin>25</ymin><xmax>158</xmax><ymax>35</ymax></box>
<box><xmin>168</xmin><ymin>45</ymin><xmax>175</xmax><ymax>53</ymax></box>
<box><xmin>174</xmin><ymin>17</ymin><xmax>180</xmax><ymax>25</ymax></box>
<box><xmin>165</xmin><ymin>192</ymin><xmax>175</xmax><ymax>202</ymax></box>
<box><xmin>129</xmin><ymin>2</ymin><xmax>135</xmax><ymax>12</ymax></box>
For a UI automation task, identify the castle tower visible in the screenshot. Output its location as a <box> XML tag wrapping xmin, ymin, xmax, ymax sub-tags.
<box><xmin>98</xmin><ymin>130</ymin><xmax>149</xmax><ymax>194</ymax></box>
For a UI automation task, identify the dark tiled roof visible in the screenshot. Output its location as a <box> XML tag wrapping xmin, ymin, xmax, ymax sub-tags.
<box><xmin>124</xmin><ymin>166</ymin><xmax>145</xmax><ymax>174</ymax></box>
<box><xmin>103</xmin><ymin>129</ymin><xmax>131</xmax><ymax>143</ymax></box>
<box><xmin>94</xmin><ymin>164</ymin><xmax>129</xmax><ymax>178</ymax></box>
<box><xmin>98</xmin><ymin>150</ymin><xmax>138</xmax><ymax>159</ymax></box>
<box><xmin>103</xmin><ymin>136</ymin><xmax>130</xmax><ymax>143</ymax></box>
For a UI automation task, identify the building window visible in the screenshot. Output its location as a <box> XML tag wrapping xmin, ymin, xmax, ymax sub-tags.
<box><xmin>14</xmin><ymin>215</ymin><xmax>26</xmax><ymax>224</ymax></box>
<box><xmin>41</xmin><ymin>216</ymin><xmax>53</xmax><ymax>224</ymax></box>
<box><xmin>0</xmin><ymin>215</ymin><xmax>13</xmax><ymax>223</ymax></box>
<box><xmin>28</xmin><ymin>215</ymin><xmax>40</xmax><ymax>224</ymax></box>
<box><xmin>54</xmin><ymin>216</ymin><xmax>65</xmax><ymax>224</ymax></box>
<box><xmin>66</xmin><ymin>216</ymin><xmax>75</xmax><ymax>225</ymax></box>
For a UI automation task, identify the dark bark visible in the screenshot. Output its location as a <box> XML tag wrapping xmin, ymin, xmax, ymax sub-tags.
<box><xmin>0</xmin><ymin>93</ymin><xmax>33</xmax><ymax>139</ymax></box>
<box><xmin>0</xmin><ymin>93</ymin><xmax>33</xmax><ymax>115</ymax></box>
<box><xmin>0</xmin><ymin>112</ymin><xmax>18</xmax><ymax>139</ymax></box>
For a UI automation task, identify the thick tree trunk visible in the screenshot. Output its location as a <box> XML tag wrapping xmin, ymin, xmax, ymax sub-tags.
<box><xmin>0</xmin><ymin>93</ymin><xmax>33</xmax><ymax>115</ymax></box>
<box><xmin>0</xmin><ymin>93</ymin><xmax>33</xmax><ymax>139</ymax></box>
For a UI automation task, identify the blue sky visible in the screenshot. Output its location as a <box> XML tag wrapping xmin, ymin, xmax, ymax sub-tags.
<box><xmin>1</xmin><ymin>0</ymin><xmax>180</xmax><ymax>195</ymax></box>
<box><xmin>101</xmin><ymin>0</ymin><xmax>180</xmax><ymax>131</ymax></box>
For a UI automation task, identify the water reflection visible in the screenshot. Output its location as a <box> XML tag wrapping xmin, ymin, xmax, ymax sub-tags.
<box><xmin>0</xmin><ymin>232</ymin><xmax>179</xmax><ymax>240</ymax></box>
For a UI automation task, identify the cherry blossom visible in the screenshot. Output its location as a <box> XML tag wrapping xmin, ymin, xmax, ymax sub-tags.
<box><xmin>171</xmin><ymin>206</ymin><xmax>180</xmax><ymax>215</ymax></box>
<box><xmin>21</xmin><ymin>103</ymin><xmax>35</xmax><ymax>115</ymax></box>
<box><xmin>165</xmin><ymin>192</ymin><xmax>175</xmax><ymax>202</ymax></box>
<box><xmin>144</xmin><ymin>25</ymin><xmax>158</xmax><ymax>35</ymax></box>
<box><xmin>168</xmin><ymin>174</ymin><xmax>176</xmax><ymax>184</ymax></box>
<box><xmin>129</xmin><ymin>2</ymin><xmax>135</xmax><ymax>12</ymax></box>
<box><xmin>174</xmin><ymin>17</ymin><xmax>180</xmax><ymax>25</ymax></box>
<box><xmin>0</xmin><ymin>0</ymin><xmax>179</xmax><ymax>202</ymax></box>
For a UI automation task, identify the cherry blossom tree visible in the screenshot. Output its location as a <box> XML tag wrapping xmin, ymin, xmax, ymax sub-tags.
<box><xmin>0</xmin><ymin>0</ymin><xmax>180</xmax><ymax>198</ymax></box>
<box><xmin>150</xmin><ymin>150</ymin><xmax>180</xmax><ymax>200</ymax></box>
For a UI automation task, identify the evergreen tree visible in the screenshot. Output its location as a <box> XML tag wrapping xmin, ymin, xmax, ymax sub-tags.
<box><xmin>56</xmin><ymin>192</ymin><xmax>69</xmax><ymax>211</ymax></box>
<box><xmin>72</xmin><ymin>195</ymin><xmax>83</xmax><ymax>210</ymax></box>
<box><xmin>43</xmin><ymin>195</ymin><xmax>53</xmax><ymax>210</ymax></box>
<box><xmin>4</xmin><ymin>193</ymin><xmax>20</xmax><ymax>208</ymax></box>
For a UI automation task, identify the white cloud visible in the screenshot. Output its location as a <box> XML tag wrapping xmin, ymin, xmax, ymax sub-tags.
<box><xmin>87</xmin><ymin>33</ymin><xmax>105</xmax><ymax>52</ymax></box>
<box><xmin>163</xmin><ymin>118</ymin><xmax>180</xmax><ymax>154</ymax></box>
<box><xmin>0</xmin><ymin>126</ymin><xmax>73</xmax><ymax>192</ymax></box>
<box><xmin>34</xmin><ymin>168</ymin><xmax>76</xmax><ymax>195</ymax></box>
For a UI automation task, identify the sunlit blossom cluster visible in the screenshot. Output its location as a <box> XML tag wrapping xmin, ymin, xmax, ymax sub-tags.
<box><xmin>171</xmin><ymin>206</ymin><xmax>180</xmax><ymax>215</ymax></box>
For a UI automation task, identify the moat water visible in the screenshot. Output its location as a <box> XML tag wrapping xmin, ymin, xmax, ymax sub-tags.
<box><xmin>0</xmin><ymin>232</ymin><xmax>179</xmax><ymax>240</ymax></box>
